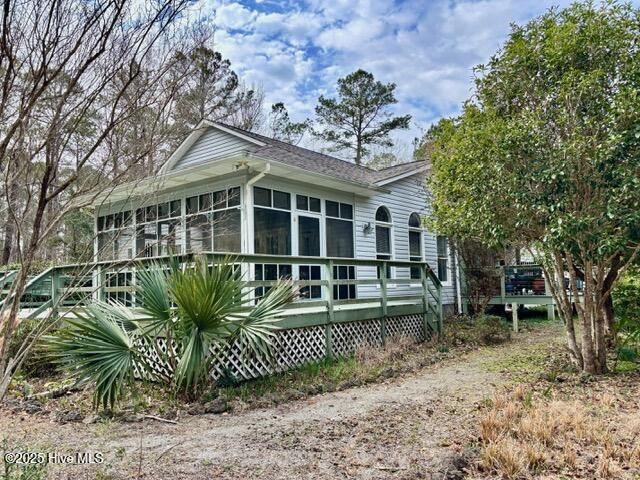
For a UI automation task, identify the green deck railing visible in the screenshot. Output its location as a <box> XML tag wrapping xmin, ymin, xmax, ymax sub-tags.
<box><xmin>0</xmin><ymin>253</ymin><xmax>444</xmax><ymax>336</ymax></box>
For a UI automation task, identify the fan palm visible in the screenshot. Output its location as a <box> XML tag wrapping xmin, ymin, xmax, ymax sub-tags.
<box><xmin>45</xmin><ymin>256</ymin><xmax>296</xmax><ymax>409</ymax></box>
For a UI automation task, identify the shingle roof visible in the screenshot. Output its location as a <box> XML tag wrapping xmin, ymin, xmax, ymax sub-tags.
<box><xmin>215</xmin><ymin>122</ymin><xmax>428</xmax><ymax>186</ymax></box>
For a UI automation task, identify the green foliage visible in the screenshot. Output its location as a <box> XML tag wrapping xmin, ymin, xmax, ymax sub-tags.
<box><xmin>268</xmin><ymin>103</ymin><xmax>309</xmax><ymax>145</ymax></box>
<box><xmin>428</xmin><ymin>1</ymin><xmax>640</xmax><ymax>260</ymax></box>
<box><xmin>312</xmin><ymin>69</ymin><xmax>411</xmax><ymax>164</ymax></box>
<box><xmin>613</xmin><ymin>267</ymin><xmax>640</xmax><ymax>354</ymax></box>
<box><xmin>476</xmin><ymin>315</ymin><xmax>512</xmax><ymax>345</ymax></box>
<box><xmin>44</xmin><ymin>256</ymin><xmax>296</xmax><ymax>410</ymax></box>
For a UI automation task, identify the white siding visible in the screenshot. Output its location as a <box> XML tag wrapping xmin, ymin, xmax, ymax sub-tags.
<box><xmin>354</xmin><ymin>173</ymin><xmax>457</xmax><ymax>306</ymax></box>
<box><xmin>173</xmin><ymin>128</ymin><xmax>251</xmax><ymax>170</ymax></box>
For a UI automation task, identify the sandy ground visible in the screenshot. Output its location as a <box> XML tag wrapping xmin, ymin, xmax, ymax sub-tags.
<box><xmin>0</xmin><ymin>327</ymin><xmax>562</xmax><ymax>480</ymax></box>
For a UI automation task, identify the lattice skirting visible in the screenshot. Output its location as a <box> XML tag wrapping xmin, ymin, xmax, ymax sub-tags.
<box><xmin>138</xmin><ymin>314</ymin><xmax>429</xmax><ymax>382</ymax></box>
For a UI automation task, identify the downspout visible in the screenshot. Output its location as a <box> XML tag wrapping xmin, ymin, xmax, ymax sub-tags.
<box><xmin>454</xmin><ymin>249</ymin><xmax>463</xmax><ymax>314</ymax></box>
<box><xmin>242</xmin><ymin>162</ymin><xmax>270</xmax><ymax>254</ymax></box>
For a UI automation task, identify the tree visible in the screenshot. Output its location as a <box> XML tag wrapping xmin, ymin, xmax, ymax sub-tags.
<box><xmin>267</xmin><ymin>102</ymin><xmax>308</xmax><ymax>145</ymax></box>
<box><xmin>428</xmin><ymin>2</ymin><xmax>640</xmax><ymax>374</ymax></box>
<box><xmin>0</xmin><ymin>0</ymin><xmax>194</xmax><ymax>400</ymax></box>
<box><xmin>312</xmin><ymin>69</ymin><xmax>411</xmax><ymax>165</ymax></box>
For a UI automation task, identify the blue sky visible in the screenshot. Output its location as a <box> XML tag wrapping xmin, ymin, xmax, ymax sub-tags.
<box><xmin>191</xmin><ymin>0</ymin><xmax>623</xmax><ymax>155</ymax></box>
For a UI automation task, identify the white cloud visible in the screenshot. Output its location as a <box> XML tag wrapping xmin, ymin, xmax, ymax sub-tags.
<box><xmin>191</xmin><ymin>0</ymin><xmax>625</xmax><ymax>158</ymax></box>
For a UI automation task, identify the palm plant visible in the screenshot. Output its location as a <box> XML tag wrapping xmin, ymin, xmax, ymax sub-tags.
<box><xmin>45</xmin><ymin>256</ymin><xmax>296</xmax><ymax>409</ymax></box>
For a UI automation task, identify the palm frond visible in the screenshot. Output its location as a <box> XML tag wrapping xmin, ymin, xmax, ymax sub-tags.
<box><xmin>43</xmin><ymin>304</ymin><xmax>144</xmax><ymax>410</ymax></box>
<box><xmin>135</xmin><ymin>262</ymin><xmax>173</xmax><ymax>336</ymax></box>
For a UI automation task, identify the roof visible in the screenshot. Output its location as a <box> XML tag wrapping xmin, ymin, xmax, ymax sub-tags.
<box><xmin>165</xmin><ymin>120</ymin><xmax>428</xmax><ymax>187</ymax></box>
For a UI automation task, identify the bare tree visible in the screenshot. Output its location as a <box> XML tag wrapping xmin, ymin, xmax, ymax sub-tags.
<box><xmin>0</xmin><ymin>0</ymin><xmax>194</xmax><ymax>400</ymax></box>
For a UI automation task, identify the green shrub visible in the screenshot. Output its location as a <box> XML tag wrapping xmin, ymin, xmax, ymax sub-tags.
<box><xmin>476</xmin><ymin>315</ymin><xmax>511</xmax><ymax>345</ymax></box>
<box><xmin>613</xmin><ymin>267</ymin><xmax>640</xmax><ymax>352</ymax></box>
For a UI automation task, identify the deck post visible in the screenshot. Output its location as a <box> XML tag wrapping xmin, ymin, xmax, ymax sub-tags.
<box><xmin>50</xmin><ymin>268</ymin><xmax>60</xmax><ymax>318</ymax></box>
<box><xmin>500</xmin><ymin>267</ymin><xmax>506</xmax><ymax>302</ymax></box>
<box><xmin>324</xmin><ymin>259</ymin><xmax>334</xmax><ymax>358</ymax></box>
<box><xmin>512</xmin><ymin>303</ymin><xmax>519</xmax><ymax>332</ymax></box>
<box><xmin>380</xmin><ymin>260</ymin><xmax>388</xmax><ymax>345</ymax></box>
<box><xmin>543</xmin><ymin>274</ymin><xmax>555</xmax><ymax>321</ymax></box>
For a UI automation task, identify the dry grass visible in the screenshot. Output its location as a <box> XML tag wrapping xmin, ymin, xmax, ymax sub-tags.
<box><xmin>474</xmin><ymin>386</ymin><xmax>640</xmax><ymax>479</ymax></box>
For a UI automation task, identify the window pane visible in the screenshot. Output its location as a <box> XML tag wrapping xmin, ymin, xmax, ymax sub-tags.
<box><xmin>228</xmin><ymin>187</ymin><xmax>240</xmax><ymax>207</ymax></box>
<box><xmin>326</xmin><ymin>218</ymin><xmax>353</xmax><ymax>257</ymax></box>
<box><xmin>97</xmin><ymin>232</ymin><xmax>113</xmax><ymax>261</ymax></box>
<box><xmin>213</xmin><ymin>209</ymin><xmax>241</xmax><ymax>252</ymax></box>
<box><xmin>438</xmin><ymin>258</ymin><xmax>448</xmax><ymax>282</ymax></box>
<box><xmin>157</xmin><ymin>202</ymin><xmax>169</xmax><ymax>220</ymax></box>
<box><xmin>409</xmin><ymin>213</ymin><xmax>421</xmax><ymax>228</ymax></box>
<box><xmin>213</xmin><ymin>190</ymin><xmax>226</xmax><ymax>210</ymax></box>
<box><xmin>326</xmin><ymin>200</ymin><xmax>339</xmax><ymax>218</ymax></box>
<box><xmin>254</xmin><ymin>187</ymin><xmax>271</xmax><ymax>207</ymax></box>
<box><xmin>437</xmin><ymin>236</ymin><xmax>448</xmax><ymax>256</ymax></box>
<box><xmin>375</xmin><ymin>207</ymin><xmax>390</xmax><ymax>222</ymax></box>
<box><xmin>296</xmin><ymin>195</ymin><xmax>308</xmax><ymax>210</ymax></box>
<box><xmin>340</xmin><ymin>203</ymin><xmax>353</xmax><ymax>219</ymax></box>
<box><xmin>309</xmin><ymin>197</ymin><xmax>321</xmax><ymax>212</ymax></box>
<box><xmin>113</xmin><ymin>212</ymin><xmax>122</xmax><ymax>228</ymax></box>
<box><xmin>136</xmin><ymin>208</ymin><xmax>145</xmax><ymax>224</ymax></box>
<box><xmin>97</xmin><ymin>216</ymin><xmax>105</xmax><ymax>232</ymax></box>
<box><xmin>409</xmin><ymin>231</ymin><xmax>421</xmax><ymax>257</ymax></box>
<box><xmin>105</xmin><ymin>214</ymin><xmax>114</xmax><ymax>230</ymax></box>
<box><xmin>376</xmin><ymin>225</ymin><xmax>391</xmax><ymax>254</ymax></box>
<box><xmin>146</xmin><ymin>205</ymin><xmax>157</xmax><ymax>222</ymax></box>
<box><xmin>254</xmin><ymin>207</ymin><xmax>291</xmax><ymax>255</ymax></box>
<box><xmin>299</xmin><ymin>216</ymin><xmax>320</xmax><ymax>256</ymax></box>
<box><xmin>186</xmin><ymin>215</ymin><xmax>212</xmax><ymax>253</ymax></box>
<box><xmin>158</xmin><ymin>219</ymin><xmax>180</xmax><ymax>255</ymax></box>
<box><xmin>170</xmin><ymin>200</ymin><xmax>181</xmax><ymax>217</ymax></box>
<box><xmin>199</xmin><ymin>193</ymin><xmax>212</xmax><ymax>212</ymax></box>
<box><xmin>273</xmin><ymin>190</ymin><xmax>290</xmax><ymax>210</ymax></box>
<box><xmin>186</xmin><ymin>196</ymin><xmax>198</xmax><ymax>215</ymax></box>
<box><xmin>123</xmin><ymin>210</ymin><xmax>132</xmax><ymax>227</ymax></box>
<box><xmin>136</xmin><ymin>223</ymin><xmax>157</xmax><ymax>257</ymax></box>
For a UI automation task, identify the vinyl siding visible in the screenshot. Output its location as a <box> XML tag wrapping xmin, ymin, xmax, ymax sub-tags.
<box><xmin>173</xmin><ymin>128</ymin><xmax>252</xmax><ymax>170</ymax></box>
<box><xmin>354</xmin><ymin>173</ymin><xmax>457</xmax><ymax>306</ymax></box>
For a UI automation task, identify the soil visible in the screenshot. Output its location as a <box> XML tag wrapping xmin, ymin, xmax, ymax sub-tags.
<box><xmin>0</xmin><ymin>324</ymin><xmax>565</xmax><ymax>479</ymax></box>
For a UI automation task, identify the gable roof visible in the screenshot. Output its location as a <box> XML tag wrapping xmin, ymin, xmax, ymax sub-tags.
<box><xmin>161</xmin><ymin>120</ymin><xmax>428</xmax><ymax>187</ymax></box>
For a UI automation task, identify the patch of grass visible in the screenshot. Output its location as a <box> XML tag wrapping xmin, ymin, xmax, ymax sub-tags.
<box><xmin>1</xmin><ymin>438</ymin><xmax>48</xmax><ymax>480</ymax></box>
<box><xmin>474</xmin><ymin>386</ymin><xmax>637</xmax><ymax>479</ymax></box>
<box><xmin>614</xmin><ymin>360</ymin><xmax>639</xmax><ymax>374</ymax></box>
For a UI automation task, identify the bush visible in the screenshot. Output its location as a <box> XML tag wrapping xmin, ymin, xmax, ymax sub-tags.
<box><xmin>476</xmin><ymin>315</ymin><xmax>511</xmax><ymax>345</ymax></box>
<box><xmin>613</xmin><ymin>267</ymin><xmax>640</xmax><ymax>354</ymax></box>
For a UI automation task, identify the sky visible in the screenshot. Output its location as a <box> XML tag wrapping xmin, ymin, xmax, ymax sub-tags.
<box><xmin>188</xmin><ymin>0</ymin><xmax>603</xmax><ymax>156</ymax></box>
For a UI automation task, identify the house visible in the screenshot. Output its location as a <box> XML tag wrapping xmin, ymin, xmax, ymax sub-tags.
<box><xmin>93</xmin><ymin>120</ymin><xmax>460</xmax><ymax>313</ymax></box>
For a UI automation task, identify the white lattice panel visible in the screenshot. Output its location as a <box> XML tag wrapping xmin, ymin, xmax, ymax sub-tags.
<box><xmin>386</xmin><ymin>314</ymin><xmax>426</xmax><ymax>342</ymax></box>
<box><xmin>331</xmin><ymin>319</ymin><xmax>383</xmax><ymax>357</ymax></box>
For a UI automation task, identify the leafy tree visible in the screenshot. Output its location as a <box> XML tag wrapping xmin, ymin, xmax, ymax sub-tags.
<box><xmin>428</xmin><ymin>2</ymin><xmax>640</xmax><ymax>374</ymax></box>
<box><xmin>267</xmin><ymin>103</ymin><xmax>308</xmax><ymax>145</ymax></box>
<box><xmin>313</xmin><ymin>69</ymin><xmax>411</xmax><ymax>165</ymax></box>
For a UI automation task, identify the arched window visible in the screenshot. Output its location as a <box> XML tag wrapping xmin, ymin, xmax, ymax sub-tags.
<box><xmin>375</xmin><ymin>206</ymin><xmax>392</xmax><ymax>278</ymax></box>
<box><xmin>408</xmin><ymin>213</ymin><xmax>423</xmax><ymax>279</ymax></box>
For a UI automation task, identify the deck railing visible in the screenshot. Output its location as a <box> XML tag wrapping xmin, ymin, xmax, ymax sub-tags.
<box><xmin>0</xmin><ymin>252</ymin><xmax>443</xmax><ymax>337</ymax></box>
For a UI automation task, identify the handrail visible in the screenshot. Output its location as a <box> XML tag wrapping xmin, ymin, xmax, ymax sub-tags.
<box><xmin>9</xmin><ymin>252</ymin><xmax>444</xmax><ymax>336</ymax></box>
<box><xmin>0</xmin><ymin>266</ymin><xmax>56</xmax><ymax>309</ymax></box>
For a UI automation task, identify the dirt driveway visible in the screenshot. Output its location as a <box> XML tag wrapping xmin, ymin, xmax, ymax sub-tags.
<box><xmin>1</xmin><ymin>326</ymin><xmax>562</xmax><ymax>480</ymax></box>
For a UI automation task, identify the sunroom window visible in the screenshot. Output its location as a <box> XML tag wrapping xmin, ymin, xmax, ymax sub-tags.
<box><xmin>185</xmin><ymin>187</ymin><xmax>241</xmax><ymax>253</ymax></box>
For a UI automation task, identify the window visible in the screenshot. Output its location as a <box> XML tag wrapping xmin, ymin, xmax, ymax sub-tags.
<box><xmin>333</xmin><ymin>265</ymin><xmax>356</xmax><ymax>300</ymax></box>
<box><xmin>437</xmin><ymin>235</ymin><xmax>449</xmax><ymax>283</ymax></box>
<box><xmin>254</xmin><ymin>263</ymin><xmax>292</xmax><ymax>299</ymax></box>
<box><xmin>296</xmin><ymin>194</ymin><xmax>321</xmax><ymax>213</ymax></box>
<box><xmin>97</xmin><ymin>210</ymin><xmax>133</xmax><ymax>260</ymax></box>
<box><xmin>299</xmin><ymin>265</ymin><xmax>321</xmax><ymax>300</ymax></box>
<box><xmin>186</xmin><ymin>187</ymin><xmax>241</xmax><ymax>253</ymax></box>
<box><xmin>325</xmin><ymin>200</ymin><xmax>354</xmax><ymax>258</ymax></box>
<box><xmin>298</xmin><ymin>216</ymin><xmax>320</xmax><ymax>257</ymax></box>
<box><xmin>254</xmin><ymin>187</ymin><xmax>291</xmax><ymax>255</ymax></box>
<box><xmin>409</xmin><ymin>213</ymin><xmax>423</xmax><ymax>279</ymax></box>
<box><xmin>375</xmin><ymin>206</ymin><xmax>392</xmax><ymax>279</ymax></box>
<box><xmin>136</xmin><ymin>200</ymin><xmax>182</xmax><ymax>257</ymax></box>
